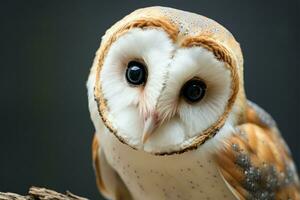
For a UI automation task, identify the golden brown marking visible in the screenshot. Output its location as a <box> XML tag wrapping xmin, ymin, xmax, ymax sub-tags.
<box><xmin>92</xmin><ymin>135</ymin><xmax>109</xmax><ymax>195</ymax></box>
<box><xmin>181</xmin><ymin>36</ymin><xmax>235</xmax><ymax>67</ymax></box>
<box><xmin>215</xmin><ymin>102</ymin><xmax>300</xmax><ymax>199</ymax></box>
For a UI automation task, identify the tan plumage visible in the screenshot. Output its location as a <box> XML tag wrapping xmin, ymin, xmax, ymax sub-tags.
<box><xmin>87</xmin><ymin>6</ymin><xmax>299</xmax><ymax>200</ymax></box>
<box><xmin>215</xmin><ymin>101</ymin><xmax>300</xmax><ymax>200</ymax></box>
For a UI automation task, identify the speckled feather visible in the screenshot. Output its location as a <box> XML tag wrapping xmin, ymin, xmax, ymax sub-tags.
<box><xmin>215</xmin><ymin>101</ymin><xmax>300</xmax><ymax>200</ymax></box>
<box><xmin>92</xmin><ymin>135</ymin><xmax>133</xmax><ymax>200</ymax></box>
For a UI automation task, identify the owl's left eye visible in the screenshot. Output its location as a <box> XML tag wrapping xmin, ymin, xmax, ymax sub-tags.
<box><xmin>126</xmin><ymin>61</ymin><xmax>147</xmax><ymax>86</ymax></box>
<box><xmin>181</xmin><ymin>79</ymin><xmax>207</xmax><ymax>103</ymax></box>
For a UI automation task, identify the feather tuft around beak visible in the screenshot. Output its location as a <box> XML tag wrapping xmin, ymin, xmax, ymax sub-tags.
<box><xmin>142</xmin><ymin>112</ymin><xmax>160</xmax><ymax>144</ymax></box>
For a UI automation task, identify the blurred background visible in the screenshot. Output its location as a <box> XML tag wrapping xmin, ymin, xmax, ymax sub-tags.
<box><xmin>0</xmin><ymin>0</ymin><xmax>299</xmax><ymax>199</ymax></box>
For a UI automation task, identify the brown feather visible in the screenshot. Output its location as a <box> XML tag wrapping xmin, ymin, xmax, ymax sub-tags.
<box><xmin>92</xmin><ymin>135</ymin><xmax>109</xmax><ymax>195</ymax></box>
<box><xmin>215</xmin><ymin>101</ymin><xmax>300</xmax><ymax>200</ymax></box>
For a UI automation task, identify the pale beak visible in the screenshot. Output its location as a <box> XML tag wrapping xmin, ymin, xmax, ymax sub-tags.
<box><xmin>142</xmin><ymin>113</ymin><xmax>159</xmax><ymax>144</ymax></box>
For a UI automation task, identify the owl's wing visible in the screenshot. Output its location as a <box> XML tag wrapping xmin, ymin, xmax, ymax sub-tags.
<box><xmin>92</xmin><ymin>135</ymin><xmax>133</xmax><ymax>200</ymax></box>
<box><xmin>215</xmin><ymin>101</ymin><xmax>300</xmax><ymax>200</ymax></box>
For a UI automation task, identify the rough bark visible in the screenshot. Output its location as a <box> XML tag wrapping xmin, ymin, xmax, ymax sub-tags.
<box><xmin>0</xmin><ymin>187</ymin><xmax>88</xmax><ymax>200</ymax></box>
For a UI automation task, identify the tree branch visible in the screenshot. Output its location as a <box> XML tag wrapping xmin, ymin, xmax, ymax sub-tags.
<box><xmin>0</xmin><ymin>187</ymin><xmax>88</xmax><ymax>200</ymax></box>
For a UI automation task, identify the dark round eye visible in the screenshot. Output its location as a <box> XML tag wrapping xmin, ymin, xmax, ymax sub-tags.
<box><xmin>126</xmin><ymin>61</ymin><xmax>147</xmax><ymax>85</ymax></box>
<box><xmin>181</xmin><ymin>79</ymin><xmax>206</xmax><ymax>103</ymax></box>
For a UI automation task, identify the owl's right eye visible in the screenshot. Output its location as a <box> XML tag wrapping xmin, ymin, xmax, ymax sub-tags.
<box><xmin>126</xmin><ymin>61</ymin><xmax>147</xmax><ymax>86</ymax></box>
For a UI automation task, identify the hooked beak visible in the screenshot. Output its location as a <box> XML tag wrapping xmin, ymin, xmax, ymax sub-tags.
<box><xmin>142</xmin><ymin>113</ymin><xmax>159</xmax><ymax>144</ymax></box>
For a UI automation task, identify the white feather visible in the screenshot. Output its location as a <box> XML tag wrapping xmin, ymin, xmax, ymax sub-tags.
<box><xmin>88</xmin><ymin>28</ymin><xmax>235</xmax><ymax>154</ymax></box>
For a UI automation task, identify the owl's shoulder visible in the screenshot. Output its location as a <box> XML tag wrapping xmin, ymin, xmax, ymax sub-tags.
<box><xmin>215</xmin><ymin>101</ymin><xmax>300</xmax><ymax>200</ymax></box>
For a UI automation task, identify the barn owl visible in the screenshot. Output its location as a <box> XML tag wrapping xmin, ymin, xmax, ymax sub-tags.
<box><xmin>87</xmin><ymin>6</ymin><xmax>300</xmax><ymax>200</ymax></box>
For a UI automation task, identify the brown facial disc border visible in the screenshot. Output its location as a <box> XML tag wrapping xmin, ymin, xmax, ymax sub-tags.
<box><xmin>94</xmin><ymin>18</ymin><xmax>239</xmax><ymax>155</ymax></box>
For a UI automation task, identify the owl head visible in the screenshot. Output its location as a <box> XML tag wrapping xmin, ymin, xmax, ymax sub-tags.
<box><xmin>87</xmin><ymin>6</ymin><xmax>246</xmax><ymax>155</ymax></box>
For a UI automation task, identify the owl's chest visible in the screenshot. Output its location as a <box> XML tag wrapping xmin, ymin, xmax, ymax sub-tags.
<box><xmin>100</xmin><ymin>130</ymin><xmax>236</xmax><ymax>200</ymax></box>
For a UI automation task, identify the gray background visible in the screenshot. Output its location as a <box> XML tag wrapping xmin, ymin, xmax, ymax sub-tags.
<box><xmin>0</xmin><ymin>0</ymin><xmax>299</xmax><ymax>199</ymax></box>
